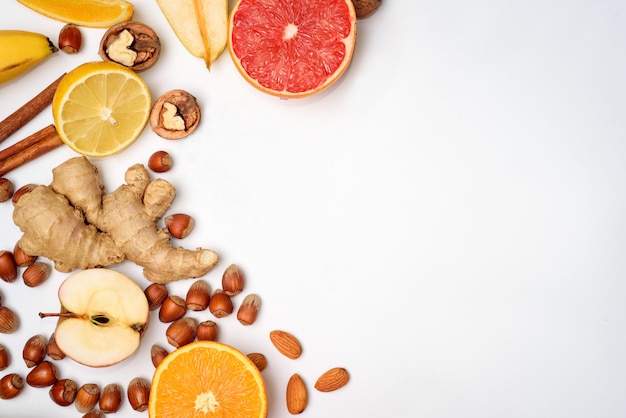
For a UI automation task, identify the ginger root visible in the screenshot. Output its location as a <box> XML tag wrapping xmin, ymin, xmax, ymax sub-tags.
<box><xmin>13</xmin><ymin>156</ymin><xmax>219</xmax><ymax>283</ymax></box>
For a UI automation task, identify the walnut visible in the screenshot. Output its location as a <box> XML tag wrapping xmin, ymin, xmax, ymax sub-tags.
<box><xmin>150</xmin><ymin>90</ymin><xmax>201</xmax><ymax>140</ymax></box>
<box><xmin>99</xmin><ymin>21</ymin><xmax>161</xmax><ymax>72</ymax></box>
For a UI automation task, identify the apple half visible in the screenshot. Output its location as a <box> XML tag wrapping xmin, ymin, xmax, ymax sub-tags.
<box><xmin>46</xmin><ymin>269</ymin><xmax>149</xmax><ymax>367</ymax></box>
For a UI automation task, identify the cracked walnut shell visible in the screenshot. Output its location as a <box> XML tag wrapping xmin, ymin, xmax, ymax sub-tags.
<box><xmin>150</xmin><ymin>90</ymin><xmax>201</xmax><ymax>139</ymax></box>
<box><xmin>99</xmin><ymin>21</ymin><xmax>161</xmax><ymax>72</ymax></box>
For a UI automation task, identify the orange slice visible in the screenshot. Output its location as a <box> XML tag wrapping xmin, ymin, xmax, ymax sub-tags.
<box><xmin>52</xmin><ymin>61</ymin><xmax>151</xmax><ymax>158</ymax></box>
<box><xmin>229</xmin><ymin>0</ymin><xmax>357</xmax><ymax>99</ymax></box>
<box><xmin>149</xmin><ymin>341</ymin><xmax>267</xmax><ymax>418</ymax></box>
<box><xmin>16</xmin><ymin>0</ymin><xmax>133</xmax><ymax>28</ymax></box>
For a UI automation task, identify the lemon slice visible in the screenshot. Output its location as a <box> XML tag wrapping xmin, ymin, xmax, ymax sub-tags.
<box><xmin>16</xmin><ymin>0</ymin><xmax>133</xmax><ymax>28</ymax></box>
<box><xmin>53</xmin><ymin>61</ymin><xmax>151</xmax><ymax>158</ymax></box>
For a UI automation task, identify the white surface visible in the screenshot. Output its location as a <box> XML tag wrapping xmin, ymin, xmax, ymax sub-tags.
<box><xmin>1</xmin><ymin>1</ymin><xmax>626</xmax><ymax>417</ymax></box>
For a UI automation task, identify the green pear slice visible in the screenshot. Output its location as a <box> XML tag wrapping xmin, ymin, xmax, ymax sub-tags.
<box><xmin>156</xmin><ymin>0</ymin><xmax>228</xmax><ymax>68</ymax></box>
<box><xmin>54</xmin><ymin>269</ymin><xmax>149</xmax><ymax>367</ymax></box>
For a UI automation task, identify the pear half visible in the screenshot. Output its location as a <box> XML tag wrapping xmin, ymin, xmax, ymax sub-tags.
<box><xmin>156</xmin><ymin>0</ymin><xmax>228</xmax><ymax>68</ymax></box>
<box><xmin>51</xmin><ymin>269</ymin><xmax>149</xmax><ymax>367</ymax></box>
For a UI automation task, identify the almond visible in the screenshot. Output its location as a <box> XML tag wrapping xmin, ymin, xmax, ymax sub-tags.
<box><xmin>269</xmin><ymin>330</ymin><xmax>302</xmax><ymax>359</ymax></box>
<box><xmin>314</xmin><ymin>367</ymin><xmax>350</xmax><ymax>392</ymax></box>
<box><xmin>247</xmin><ymin>353</ymin><xmax>267</xmax><ymax>372</ymax></box>
<box><xmin>286</xmin><ymin>373</ymin><xmax>307</xmax><ymax>414</ymax></box>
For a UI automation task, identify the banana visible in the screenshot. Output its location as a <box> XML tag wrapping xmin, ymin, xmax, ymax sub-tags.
<box><xmin>0</xmin><ymin>30</ymin><xmax>58</xmax><ymax>85</ymax></box>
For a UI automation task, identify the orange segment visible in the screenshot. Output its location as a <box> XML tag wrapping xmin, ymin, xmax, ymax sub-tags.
<box><xmin>149</xmin><ymin>341</ymin><xmax>267</xmax><ymax>418</ymax></box>
<box><xmin>16</xmin><ymin>0</ymin><xmax>133</xmax><ymax>28</ymax></box>
<box><xmin>229</xmin><ymin>0</ymin><xmax>357</xmax><ymax>98</ymax></box>
<box><xmin>52</xmin><ymin>61</ymin><xmax>151</xmax><ymax>158</ymax></box>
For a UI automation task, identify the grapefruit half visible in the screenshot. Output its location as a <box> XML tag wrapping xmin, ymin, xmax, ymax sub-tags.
<box><xmin>229</xmin><ymin>0</ymin><xmax>357</xmax><ymax>99</ymax></box>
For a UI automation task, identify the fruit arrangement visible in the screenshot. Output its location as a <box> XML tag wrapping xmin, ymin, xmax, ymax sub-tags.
<box><xmin>0</xmin><ymin>0</ymin><xmax>383</xmax><ymax>416</ymax></box>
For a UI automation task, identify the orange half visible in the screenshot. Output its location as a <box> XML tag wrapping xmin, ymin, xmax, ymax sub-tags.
<box><xmin>16</xmin><ymin>0</ymin><xmax>133</xmax><ymax>28</ymax></box>
<box><xmin>149</xmin><ymin>341</ymin><xmax>267</xmax><ymax>418</ymax></box>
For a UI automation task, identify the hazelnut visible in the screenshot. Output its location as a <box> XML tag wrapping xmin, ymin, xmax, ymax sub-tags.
<box><xmin>46</xmin><ymin>332</ymin><xmax>65</xmax><ymax>360</ymax></box>
<box><xmin>127</xmin><ymin>377</ymin><xmax>150</xmax><ymax>412</ymax></box>
<box><xmin>75</xmin><ymin>383</ymin><xmax>100</xmax><ymax>413</ymax></box>
<box><xmin>150</xmin><ymin>90</ymin><xmax>201</xmax><ymax>139</ymax></box>
<box><xmin>99</xmin><ymin>21</ymin><xmax>160</xmax><ymax>71</ymax></box>
<box><xmin>166</xmin><ymin>317</ymin><xmax>197</xmax><ymax>348</ymax></box>
<box><xmin>151</xmin><ymin>344</ymin><xmax>169</xmax><ymax>368</ymax></box>
<box><xmin>237</xmin><ymin>294</ymin><xmax>261</xmax><ymax>326</ymax></box>
<box><xmin>0</xmin><ymin>178</ymin><xmax>14</xmax><ymax>202</ymax></box>
<box><xmin>13</xmin><ymin>243</ymin><xmax>37</xmax><ymax>267</ymax></box>
<box><xmin>22</xmin><ymin>261</ymin><xmax>51</xmax><ymax>287</ymax></box>
<box><xmin>158</xmin><ymin>295</ymin><xmax>187</xmax><ymax>323</ymax></box>
<box><xmin>99</xmin><ymin>383</ymin><xmax>123</xmax><ymax>413</ymax></box>
<box><xmin>222</xmin><ymin>264</ymin><xmax>244</xmax><ymax>296</ymax></box>
<box><xmin>0</xmin><ymin>250</ymin><xmax>17</xmax><ymax>283</ymax></box>
<box><xmin>26</xmin><ymin>360</ymin><xmax>58</xmax><ymax>388</ymax></box>
<box><xmin>22</xmin><ymin>334</ymin><xmax>47</xmax><ymax>367</ymax></box>
<box><xmin>144</xmin><ymin>283</ymin><xmax>169</xmax><ymax>311</ymax></box>
<box><xmin>0</xmin><ymin>344</ymin><xmax>9</xmax><ymax>370</ymax></box>
<box><xmin>0</xmin><ymin>306</ymin><xmax>19</xmax><ymax>334</ymax></box>
<box><xmin>0</xmin><ymin>373</ymin><xmax>23</xmax><ymax>399</ymax></box>
<box><xmin>148</xmin><ymin>150</ymin><xmax>173</xmax><ymax>173</ymax></box>
<box><xmin>351</xmin><ymin>0</ymin><xmax>382</xmax><ymax>18</ymax></box>
<box><xmin>209</xmin><ymin>289</ymin><xmax>233</xmax><ymax>318</ymax></box>
<box><xmin>82</xmin><ymin>410</ymin><xmax>105</xmax><ymax>418</ymax></box>
<box><xmin>58</xmin><ymin>24</ymin><xmax>82</xmax><ymax>54</ymax></box>
<box><xmin>185</xmin><ymin>279</ymin><xmax>211</xmax><ymax>311</ymax></box>
<box><xmin>196</xmin><ymin>320</ymin><xmax>218</xmax><ymax>341</ymax></box>
<box><xmin>49</xmin><ymin>378</ymin><xmax>78</xmax><ymax>406</ymax></box>
<box><xmin>11</xmin><ymin>183</ymin><xmax>36</xmax><ymax>204</ymax></box>
<box><xmin>165</xmin><ymin>213</ymin><xmax>194</xmax><ymax>239</ymax></box>
<box><xmin>247</xmin><ymin>353</ymin><xmax>267</xmax><ymax>372</ymax></box>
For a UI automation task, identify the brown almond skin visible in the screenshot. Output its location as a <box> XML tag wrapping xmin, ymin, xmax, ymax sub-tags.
<box><xmin>247</xmin><ymin>353</ymin><xmax>267</xmax><ymax>372</ymax></box>
<box><xmin>270</xmin><ymin>330</ymin><xmax>302</xmax><ymax>359</ymax></box>
<box><xmin>286</xmin><ymin>373</ymin><xmax>307</xmax><ymax>414</ymax></box>
<box><xmin>314</xmin><ymin>367</ymin><xmax>350</xmax><ymax>392</ymax></box>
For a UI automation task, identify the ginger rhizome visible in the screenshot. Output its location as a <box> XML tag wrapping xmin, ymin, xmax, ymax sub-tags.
<box><xmin>12</xmin><ymin>156</ymin><xmax>219</xmax><ymax>283</ymax></box>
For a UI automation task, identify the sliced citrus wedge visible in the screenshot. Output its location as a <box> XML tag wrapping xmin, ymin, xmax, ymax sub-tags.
<box><xmin>52</xmin><ymin>61</ymin><xmax>151</xmax><ymax>158</ymax></box>
<box><xmin>149</xmin><ymin>341</ymin><xmax>267</xmax><ymax>418</ymax></box>
<box><xmin>16</xmin><ymin>0</ymin><xmax>133</xmax><ymax>28</ymax></box>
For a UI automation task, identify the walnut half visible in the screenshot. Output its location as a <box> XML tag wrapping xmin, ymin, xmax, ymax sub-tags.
<box><xmin>150</xmin><ymin>90</ymin><xmax>201</xmax><ymax>140</ymax></box>
<box><xmin>99</xmin><ymin>21</ymin><xmax>161</xmax><ymax>72</ymax></box>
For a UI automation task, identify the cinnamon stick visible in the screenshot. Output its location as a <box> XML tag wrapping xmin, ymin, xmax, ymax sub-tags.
<box><xmin>0</xmin><ymin>124</ymin><xmax>63</xmax><ymax>177</ymax></box>
<box><xmin>0</xmin><ymin>73</ymin><xmax>66</xmax><ymax>144</ymax></box>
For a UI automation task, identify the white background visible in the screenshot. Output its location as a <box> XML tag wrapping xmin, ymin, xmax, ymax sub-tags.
<box><xmin>1</xmin><ymin>1</ymin><xmax>626</xmax><ymax>417</ymax></box>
